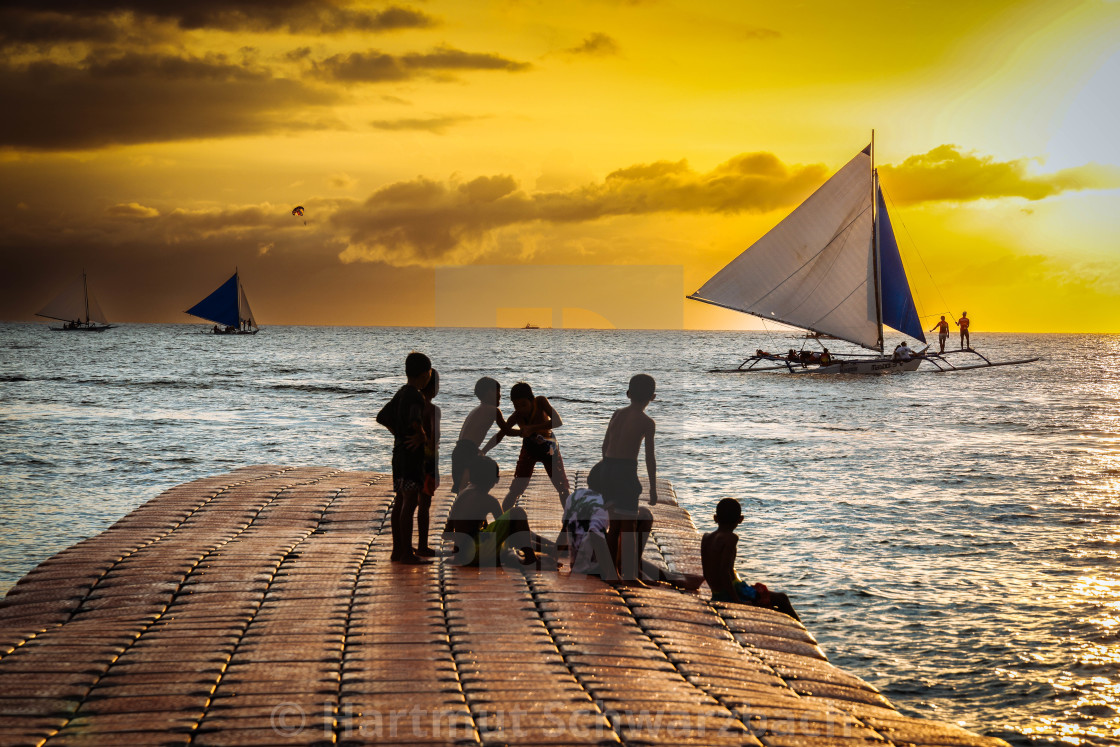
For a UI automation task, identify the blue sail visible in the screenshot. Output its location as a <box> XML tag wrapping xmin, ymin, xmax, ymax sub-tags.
<box><xmin>186</xmin><ymin>273</ymin><xmax>240</xmax><ymax>327</ymax></box>
<box><xmin>877</xmin><ymin>187</ymin><xmax>926</xmax><ymax>343</ymax></box>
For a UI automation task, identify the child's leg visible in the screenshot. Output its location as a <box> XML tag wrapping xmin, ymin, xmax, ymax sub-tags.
<box><xmin>395</xmin><ymin>488</ymin><xmax>422</xmax><ymax>563</ymax></box>
<box><xmin>769</xmin><ymin>592</ymin><xmax>802</xmax><ymax>622</ymax></box>
<box><xmin>540</xmin><ymin>448</ymin><xmax>571</xmax><ymax>508</ymax></box>
<box><xmin>613</xmin><ymin>517</ymin><xmax>644</xmax><ymax>585</ymax></box>
<box><xmin>502</xmin><ymin>448</ymin><xmax>536</xmax><ymax>512</ymax></box>
<box><xmin>416</xmin><ymin>493</ymin><xmax>433</xmax><ymax>554</ymax></box>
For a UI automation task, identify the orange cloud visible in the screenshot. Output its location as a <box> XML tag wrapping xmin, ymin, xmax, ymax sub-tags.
<box><xmin>880</xmin><ymin>145</ymin><xmax>1120</xmax><ymax>204</ymax></box>
<box><xmin>334</xmin><ymin>153</ymin><xmax>827</xmax><ymax>265</ymax></box>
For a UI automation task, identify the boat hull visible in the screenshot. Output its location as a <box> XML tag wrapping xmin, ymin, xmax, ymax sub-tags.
<box><xmin>794</xmin><ymin>357</ymin><xmax>922</xmax><ymax>374</ymax></box>
<box><xmin>49</xmin><ymin>325</ymin><xmax>114</xmax><ymax>332</ymax></box>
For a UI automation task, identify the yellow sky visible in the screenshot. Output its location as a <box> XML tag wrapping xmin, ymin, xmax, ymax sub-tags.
<box><xmin>1</xmin><ymin>0</ymin><xmax>1118</xmax><ymax>331</ymax></box>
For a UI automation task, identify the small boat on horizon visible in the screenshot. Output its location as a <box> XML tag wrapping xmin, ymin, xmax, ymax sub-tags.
<box><xmin>688</xmin><ymin>136</ymin><xmax>1037</xmax><ymax>374</ymax></box>
<box><xmin>186</xmin><ymin>270</ymin><xmax>260</xmax><ymax>335</ymax></box>
<box><xmin>523</xmin><ymin>322</ymin><xmax>540</xmax><ymax>329</ymax></box>
<box><xmin>36</xmin><ymin>271</ymin><xmax>114</xmax><ymax>332</ymax></box>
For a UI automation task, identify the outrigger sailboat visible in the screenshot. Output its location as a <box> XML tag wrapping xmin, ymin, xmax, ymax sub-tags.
<box><xmin>36</xmin><ymin>271</ymin><xmax>114</xmax><ymax>332</ymax></box>
<box><xmin>688</xmin><ymin>138</ymin><xmax>1038</xmax><ymax>374</ymax></box>
<box><xmin>186</xmin><ymin>270</ymin><xmax>259</xmax><ymax>334</ymax></box>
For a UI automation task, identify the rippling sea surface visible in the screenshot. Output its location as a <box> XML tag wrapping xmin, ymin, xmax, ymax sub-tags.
<box><xmin>2</xmin><ymin>324</ymin><xmax>1118</xmax><ymax>744</ymax></box>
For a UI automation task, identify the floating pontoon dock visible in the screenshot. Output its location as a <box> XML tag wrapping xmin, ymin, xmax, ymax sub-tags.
<box><xmin>0</xmin><ymin>467</ymin><xmax>1008</xmax><ymax>746</ymax></box>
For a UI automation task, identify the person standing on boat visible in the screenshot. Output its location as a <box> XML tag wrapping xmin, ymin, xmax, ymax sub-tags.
<box><xmin>929</xmin><ymin>316</ymin><xmax>950</xmax><ymax>353</ymax></box>
<box><xmin>956</xmin><ymin>312</ymin><xmax>971</xmax><ymax>349</ymax></box>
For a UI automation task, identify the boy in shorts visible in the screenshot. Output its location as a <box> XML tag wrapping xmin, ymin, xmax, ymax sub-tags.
<box><xmin>450</xmin><ymin>376</ymin><xmax>508</xmax><ymax>494</ymax></box>
<box><xmin>376</xmin><ymin>351</ymin><xmax>432</xmax><ymax>564</ymax></box>
<box><xmin>701</xmin><ymin>498</ymin><xmax>800</xmax><ymax>621</ymax></box>
<box><xmin>601</xmin><ymin>373</ymin><xmax>658</xmax><ymax>586</ymax></box>
<box><xmin>500</xmin><ymin>382</ymin><xmax>570</xmax><ymax>512</ymax></box>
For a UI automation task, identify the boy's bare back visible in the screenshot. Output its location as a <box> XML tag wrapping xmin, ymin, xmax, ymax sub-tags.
<box><xmin>700</xmin><ymin>528</ymin><xmax>739</xmax><ymax>596</ymax></box>
<box><xmin>602</xmin><ymin>406</ymin><xmax>654</xmax><ymax>460</ymax></box>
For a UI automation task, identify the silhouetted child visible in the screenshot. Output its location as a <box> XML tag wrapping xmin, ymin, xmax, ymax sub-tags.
<box><xmin>450</xmin><ymin>376</ymin><xmax>509</xmax><ymax>494</ymax></box>
<box><xmin>500</xmin><ymin>382</ymin><xmax>570</xmax><ymax>512</ymax></box>
<box><xmin>446</xmin><ymin>455</ymin><xmax>554</xmax><ymax>568</ymax></box>
<box><xmin>376</xmin><ymin>351</ymin><xmax>432</xmax><ymax>565</ymax></box>
<box><xmin>601</xmin><ymin>373</ymin><xmax>658</xmax><ymax>586</ymax></box>
<box><xmin>416</xmin><ymin>369</ymin><xmax>441</xmax><ymax>556</ymax></box>
<box><xmin>563</xmin><ymin>461</ymin><xmax>701</xmax><ymax>589</ymax></box>
<box><xmin>701</xmin><ymin>498</ymin><xmax>800</xmax><ymax>621</ymax></box>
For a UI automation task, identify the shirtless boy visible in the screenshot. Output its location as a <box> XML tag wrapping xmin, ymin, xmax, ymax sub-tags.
<box><xmin>701</xmin><ymin>498</ymin><xmax>800</xmax><ymax>621</ymax></box>
<box><xmin>601</xmin><ymin>373</ymin><xmax>657</xmax><ymax>586</ymax></box>
<box><xmin>500</xmin><ymin>382</ymin><xmax>570</xmax><ymax>512</ymax></box>
<box><xmin>445</xmin><ymin>455</ymin><xmax>553</xmax><ymax>568</ymax></box>
<box><xmin>450</xmin><ymin>377</ymin><xmax>508</xmax><ymax>494</ymax></box>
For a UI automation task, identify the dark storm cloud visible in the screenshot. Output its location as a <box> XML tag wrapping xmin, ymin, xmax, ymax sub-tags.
<box><xmin>313</xmin><ymin>47</ymin><xmax>531</xmax><ymax>82</ymax></box>
<box><xmin>562</xmin><ymin>33</ymin><xmax>621</xmax><ymax>57</ymax></box>
<box><xmin>0</xmin><ymin>52</ymin><xmax>339</xmax><ymax>150</ymax></box>
<box><xmin>880</xmin><ymin>145</ymin><xmax>1120</xmax><ymax>204</ymax></box>
<box><xmin>369</xmin><ymin>115</ymin><xmax>480</xmax><ymax>133</ymax></box>
<box><xmin>333</xmin><ymin>153</ymin><xmax>828</xmax><ymax>264</ymax></box>
<box><xmin>0</xmin><ymin>2</ymin><xmax>436</xmax><ymax>45</ymax></box>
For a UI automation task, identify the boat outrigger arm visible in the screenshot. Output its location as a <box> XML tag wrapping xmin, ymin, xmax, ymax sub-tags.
<box><xmin>687</xmin><ymin>137</ymin><xmax>1038</xmax><ymax>374</ymax></box>
<box><xmin>714</xmin><ymin>347</ymin><xmax>1039</xmax><ymax>374</ymax></box>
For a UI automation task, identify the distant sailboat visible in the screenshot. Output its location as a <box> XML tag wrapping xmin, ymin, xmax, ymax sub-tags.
<box><xmin>36</xmin><ymin>271</ymin><xmax>114</xmax><ymax>332</ymax></box>
<box><xmin>186</xmin><ymin>271</ymin><xmax>259</xmax><ymax>334</ymax></box>
<box><xmin>689</xmin><ymin>138</ymin><xmax>1037</xmax><ymax>374</ymax></box>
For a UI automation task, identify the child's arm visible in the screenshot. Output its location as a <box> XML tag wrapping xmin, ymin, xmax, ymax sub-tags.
<box><xmin>480</xmin><ymin>409</ymin><xmax>508</xmax><ymax>453</ymax></box>
<box><xmin>545</xmin><ymin>398</ymin><xmax>562</xmax><ymax>429</ymax></box>
<box><xmin>644</xmin><ymin>420</ymin><xmax>658</xmax><ymax>505</ymax></box>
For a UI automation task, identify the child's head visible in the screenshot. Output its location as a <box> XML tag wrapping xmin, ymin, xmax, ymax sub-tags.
<box><xmin>714</xmin><ymin>498</ymin><xmax>743</xmax><ymax>529</ymax></box>
<box><xmin>405</xmin><ymin>351</ymin><xmax>432</xmax><ymax>386</ymax></box>
<box><xmin>422</xmin><ymin>368</ymin><xmax>439</xmax><ymax>400</ymax></box>
<box><xmin>467</xmin><ymin>454</ymin><xmax>500</xmax><ymax>492</ymax></box>
<box><xmin>627</xmin><ymin>373</ymin><xmax>656</xmax><ymax>404</ymax></box>
<box><xmin>474</xmin><ymin>376</ymin><xmax>500</xmax><ymax>405</ymax></box>
<box><xmin>586</xmin><ymin>461</ymin><xmax>604</xmax><ymax>494</ymax></box>
<box><xmin>509</xmin><ymin>381</ymin><xmax>534</xmax><ymax>415</ymax></box>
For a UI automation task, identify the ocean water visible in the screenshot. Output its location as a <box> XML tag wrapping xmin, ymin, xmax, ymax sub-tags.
<box><xmin>1</xmin><ymin>323</ymin><xmax>1118</xmax><ymax>745</ymax></box>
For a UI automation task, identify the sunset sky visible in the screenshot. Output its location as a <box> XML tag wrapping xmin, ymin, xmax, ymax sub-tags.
<box><xmin>2</xmin><ymin>0</ymin><xmax>1118</xmax><ymax>331</ymax></box>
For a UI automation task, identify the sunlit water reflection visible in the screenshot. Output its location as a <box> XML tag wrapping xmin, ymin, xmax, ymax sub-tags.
<box><xmin>2</xmin><ymin>324</ymin><xmax>1118</xmax><ymax>744</ymax></box>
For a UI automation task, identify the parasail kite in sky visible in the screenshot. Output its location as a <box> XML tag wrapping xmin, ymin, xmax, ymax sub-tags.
<box><xmin>291</xmin><ymin>206</ymin><xmax>304</xmax><ymax>217</ymax></box>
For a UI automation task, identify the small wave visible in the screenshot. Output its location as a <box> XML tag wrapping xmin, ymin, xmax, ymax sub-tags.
<box><xmin>0</xmin><ymin>375</ymin><xmax>30</xmax><ymax>383</ymax></box>
<box><xmin>266</xmin><ymin>383</ymin><xmax>380</xmax><ymax>395</ymax></box>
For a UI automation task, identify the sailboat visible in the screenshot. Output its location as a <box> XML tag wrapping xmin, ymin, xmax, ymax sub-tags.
<box><xmin>688</xmin><ymin>139</ymin><xmax>1037</xmax><ymax>374</ymax></box>
<box><xmin>186</xmin><ymin>270</ymin><xmax>260</xmax><ymax>334</ymax></box>
<box><xmin>36</xmin><ymin>271</ymin><xmax>114</xmax><ymax>332</ymax></box>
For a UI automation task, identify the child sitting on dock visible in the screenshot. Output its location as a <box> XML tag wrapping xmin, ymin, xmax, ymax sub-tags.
<box><xmin>450</xmin><ymin>377</ymin><xmax>508</xmax><ymax>494</ymax></box>
<box><xmin>376</xmin><ymin>351</ymin><xmax>432</xmax><ymax>565</ymax></box>
<box><xmin>416</xmin><ymin>369</ymin><xmax>441</xmax><ymax>557</ymax></box>
<box><xmin>446</xmin><ymin>455</ymin><xmax>555</xmax><ymax>568</ymax></box>
<box><xmin>701</xmin><ymin>498</ymin><xmax>801</xmax><ymax>621</ymax></box>
<box><xmin>601</xmin><ymin>373</ymin><xmax>658</xmax><ymax>587</ymax></box>
<box><xmin>500</xmin><ymin>382</ymin><xmax>570</xmax><ymax>513</ymax></box>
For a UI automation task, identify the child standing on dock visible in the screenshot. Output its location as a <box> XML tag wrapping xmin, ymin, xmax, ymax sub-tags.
<box><xmin>500</xmin><ymin>382</ymin><xmax>570</xmax><ymax>512</ymax></box>
<box><xmin>601</xmin><ymin>373</ymin><xmax>658</xmax><ymax>586</ymax></box>
<box><xmin>416</xmin><ymin>369</ymin><xmax>440</xmax><ymax>557</ymax></box>
<box><xmin>450</xmin><ymin>377</ymin><xmax>508</xmax><ymax>494</ymax></box>
<box><xmin>701</xmin><ymin>498</ymin><xmax>800</xmax><ymax>621</ymax></box>
<box><xmin>376</xmin><ymin>351</ymin><xmax>432</xmax><ymax>565</ymax></box>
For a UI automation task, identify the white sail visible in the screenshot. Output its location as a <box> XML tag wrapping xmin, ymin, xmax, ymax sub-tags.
<box><xmin>689</xmin><ymin>149</ymin><xmax>880</xmax><ymax>350</ymax></box>
<box><xmin>36</xmin><ymin>273</ymin><xmax>110</xmax><ymax>324</ymax></box>
<box><xmin>238</xmin><ymin>282</ymin><xmax>256</xmax><ymax>328</ymax></box>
